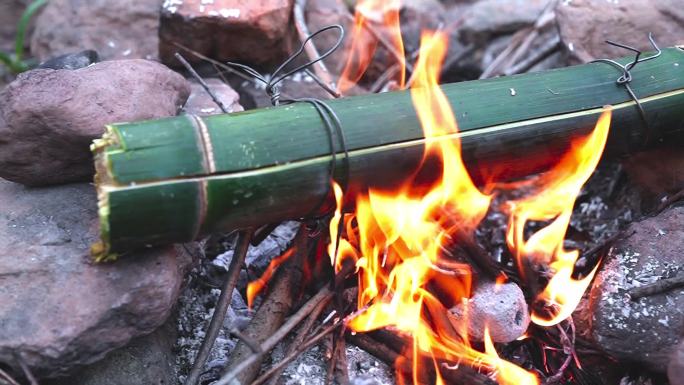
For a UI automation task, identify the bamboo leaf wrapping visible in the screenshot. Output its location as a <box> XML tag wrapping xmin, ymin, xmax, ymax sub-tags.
<box><xmin>92</xmin><ymin>48</ymin><xmax>684</xmax><ymax>259</ymax></box>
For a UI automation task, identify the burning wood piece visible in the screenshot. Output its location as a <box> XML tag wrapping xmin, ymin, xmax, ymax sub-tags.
<box><xmin>448</xmin><ymin>282</ymin><xmax>530</xmax><ymax>343</ymax></box>
<box><xmin>222</xmin><ymin>224</ymin><xmax>308</xmax><ymax>384</ymax></box>
<box><xmin>91</xmin><ymin>48</ymin><xmax>684</xmax><ymax>258</ymax></box>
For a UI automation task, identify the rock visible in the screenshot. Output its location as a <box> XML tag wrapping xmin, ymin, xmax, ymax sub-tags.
<box><xmin>159</xmin><ymin>0</ymin><xmax>296</xmax><ymax>68</ymax></box>
<box><xmin>399</xmin><ymin>0</ymin><xmax>445</xmax><ymax>55</ymax></box>
<box><xmin>30</xmin><ymin>0</ymin><xmax>162</xmax><ymax>62</ymax></box>
<box><xmin>589</xmin><ymin>206</ymin><xmax>684</xmax><ymax>372</ymax></box>
<box><xmin>45</xmin><ymin>320</ymin><xmax>178</xmax><ymax>385</ymax></box>
<box><xmin>459</xmin><ymin>0</ymin><xmax>548</xmax><ymax>44</ymax></box>
<box><xmin>556</xmin><ymin>0</ymin><xmax>684</xmax><ymax>64</ymax></box>
<box><xmin>37</xmin><ymin>50</ymin><xmax>99</xmax><ymax>70</ymax></box>
<box><xmin>183</xmin><ymin>78</ymin><xmax>243</xmax><ymax>116</ymax></box>
<box><xmin>0</xmin><ymin>59</ymin><xmax>190</xmax><ymax>186</ymax></box>
<box><xmin>448</xmin><ymin>281</ymin><xmax>530</xmax><ymax>343</ymax></box>
<box><xmin>622</xmin><ymin>147</ymin><xmax>684</xmax><ymax>213</ymax></box>
<box><xmin>670</xmin><ymin>340</ymin><xmax>684</xmax><ymax>385</ymax></box>
<box><xmin>0</xmin><ymin>179</ymin><xmax>193</xmax><ymax>378</ymax></box>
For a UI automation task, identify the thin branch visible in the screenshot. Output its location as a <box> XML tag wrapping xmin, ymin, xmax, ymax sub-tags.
<box><xmin>504</xmin><ymin>35</ymin><xmax>560</xmax><ymax>76</ymax></box>
<box><xmin>14</xmin><ymin>354</ymin><xmax>37</xmax><ymax>385</ymax></box>
<box><xmin>184</xmin><ymin>229</ymin><xmax>254</xmax><ymax>385</ymax></box>
<box><xmin>0</xmin><ymin>368</ymin><xmax>21</xmax><ymax>385</ymax></box>
<box><xmin>250</xmin><ymin>322</ymin><xmax>343</xmax><ymax>385</ymax></box>
<box><xmin>175</xmin><ymin>53</ymin><xmax>231</xmax><ymax>114</ymax></box>
<box><xmin>216</xmin><ymin>261</ymin><xmax>355</xmax><ymax>385</ymax></box>
<box><xmin>629</xmin><ymin>274</ymin><xmax>684</xmax><ymax>300</ymax></box>
<box><xmin>265</xmin><ymin>293</ymin><xmax>331</xmax><ymax>385</ymax></box>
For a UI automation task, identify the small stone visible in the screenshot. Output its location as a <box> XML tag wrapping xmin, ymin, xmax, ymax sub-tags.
<box><xmin>556</xmin><ymin>0</ymin><xmax>684</xmax><ymax>64</ymax></box>
<box><xmin>448</xmin><ymin>281</ymin><xmax>530</xmax><ymax>343</ymax></box>
<box><xmin>159</xmin><ymin>0</ymin><xmax>297</xmax><ymax>68</ymax></box>
<box><xmin>589</xmin><ymin>206</ymin><xmax>684</xmax><ymax>372</ymax></box>
<box><xmin>183</xmin><ymin>79</ymin><xmax>244</xmax><ymax>116</ymax></box>
<box><xmin>0</xmin><ymin>59</ymin><xmax>190</xmax><ymax>186</ymax></box>
<box><xmin>30</xmin><ymin>0</ymin><xmax>162</xmax><ymax>61</ymax></box>
<box><xmin>0</xmin><ymin>179</ymin><xmax>193</xmax><ymax>378</ymax></box>
<box><xmin>37</xmin><ymin>50</ymin><xmax>99</xmax><ymax>70</ymax></box>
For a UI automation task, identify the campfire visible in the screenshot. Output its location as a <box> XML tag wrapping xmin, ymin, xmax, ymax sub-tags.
<box><xmin>0</xmin><ymin>1</ymin><xmax>683</xmax><ymax>385</ymax></box>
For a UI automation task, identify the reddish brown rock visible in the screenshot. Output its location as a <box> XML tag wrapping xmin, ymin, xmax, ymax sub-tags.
<box><xmin>30</xmin><ymin>0</ymin><xmax>162</xmax><ymax>62</ymax></box>
<box><xmin>0</xmin><ymin>179</ymin><xmax>193</xmax><ymax>378</ymax></box>
<box><xmin>159</xmin><ymin>0</ymin><xmax>296</xmax><ymax>68</ymax></box>
<box><xmin>0</xmin><ymin>59</ymin><xmax>190</xmax><ymax>186</ymax></box>
<box><xmin>183</xmin><ymin>78</ymin><xmax>243</xmax><ymax>116</ymax></box>
<box><xmin>556</xmin><ymin>0</ymin><xmax>684</xmax><ymax>64</ymax></box>
<box><xmin>589</xmin><ymin>206</ymin><xmax>684</xmax><ymax>372</ymax></box>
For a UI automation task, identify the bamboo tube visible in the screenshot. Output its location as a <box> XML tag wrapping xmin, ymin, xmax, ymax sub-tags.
<box><xmin>91</xmin><ymin>48</ymin><xmax>684</xmax><ymax>259</ymax></box>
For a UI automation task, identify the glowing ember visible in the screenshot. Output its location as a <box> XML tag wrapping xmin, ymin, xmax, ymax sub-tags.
<box><xmin>247</xmin><ymin>246</ymin><xmax>296</xmax><ymax>309</ymax></box>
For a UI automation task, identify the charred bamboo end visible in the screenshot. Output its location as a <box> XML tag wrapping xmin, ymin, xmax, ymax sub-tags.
<box><xmin>91</xmin><ymin>125</ymin><xmax>121</xmax><ymax>262</ymax></box>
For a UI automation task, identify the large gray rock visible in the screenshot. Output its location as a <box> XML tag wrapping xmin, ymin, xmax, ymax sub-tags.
<box><xmin>30</xmin><ymin>0</ymin><xmax>162</xmax><ymax>61</ymax></box>
<box><xmin>0</xmin><ymin>59</ymin><xmax>190</xmax><ymax>186</ymax></box>
<box><xmin>556</xmin><ymin>0</ymin><xmax>684</xmax><ymax>64</ymax></box>
<box><xmin>589</xmin><ymin>206</ymin><xmax>684</xmax><ymax>372</ymax></box>
<box><xmin>0</xmin><ymin>180</ymin><xmax>192</xmax><ymax>378</ymax></box>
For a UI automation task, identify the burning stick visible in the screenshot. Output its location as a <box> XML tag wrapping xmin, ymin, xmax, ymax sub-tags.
<box><xmin>90</xmin><ymin>48</ymin><xmax>684</xmax><ymax>259</ymax></box>
<box><xmin>222</xmin><ymin>224</ymin><xmax>309</xmax><ymax>384</ymax></box>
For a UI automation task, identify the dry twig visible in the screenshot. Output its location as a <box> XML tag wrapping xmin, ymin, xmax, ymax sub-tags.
<box><xmin>0</xmin><ymin>368</ymin><xmax>21</xmax><ymax>385</ymax></box>
<box><xmin>629</xmin><ymin>274</ymin><xmax>684</xmax><ymax>300</ymax></box>
<box><xmin>184</xmin><ymin>229</ymin><xmax>254</xmax><ymax>385</ymax></box>
<box><xmin>215</xmin><ymin>260</ymin><xmax>355</xmax><ymax>385</ymax></box>
<box><xmin>222</xmin><ymin>225</ymin><xmax>309</xmax><ymax>384</ymax></box>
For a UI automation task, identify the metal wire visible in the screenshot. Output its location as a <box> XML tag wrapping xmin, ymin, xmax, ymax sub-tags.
<box><xmin>226</xmin><ymin>25</ymin><xmax>350</xmax><ymax>216</ymax></box>
<box><xmin>591</xmin><ymin>33</ymin><xmax>662</xmax><ymax>144</ymax></box>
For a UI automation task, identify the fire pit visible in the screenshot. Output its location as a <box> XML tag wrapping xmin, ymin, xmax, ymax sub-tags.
<box><xmin>0</xmin><ymin>1</ymin><xmax>682</xmax><ymax>385</ymax></box>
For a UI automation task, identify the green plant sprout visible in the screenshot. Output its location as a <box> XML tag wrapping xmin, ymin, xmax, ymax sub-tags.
<box><xmin>0</xmin><ymin>0</ymin><xmax>48</xmax><ymax>74</ymax></box>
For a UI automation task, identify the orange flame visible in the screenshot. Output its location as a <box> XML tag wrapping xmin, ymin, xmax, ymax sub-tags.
<box><xmin>484</xmin><ymin>328</ymin><xmax>540</xmax><ymax>385</ymax></box>
<box><xmin>337</xmin><ymin>0</ymin><xmax>405</xmax><ymax>94</ymax></box>
<box><xmin>506</xmin><ymin>109</ymin><xmax>612</xmax><ymax>326</ymax></box>
<box><xmin>336</xmin><ymin>31</ymin><xmax>538</xmax><ymax>385</ymax></box>
<box><xmin>326</xmin><ymin>3</ymin><xmax>612</xmax><ymax>382</ymax></box>
<box><xmin>246</xmin><ymin>247</ymin><xmax>296</xmax><ymax>309</ymax></box>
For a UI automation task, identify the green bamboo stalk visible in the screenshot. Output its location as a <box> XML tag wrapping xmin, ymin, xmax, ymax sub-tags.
<box><xmin>91</xmin><ymin>48</ymin><xmax>684</xmax><ymax>260</ymax></box>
